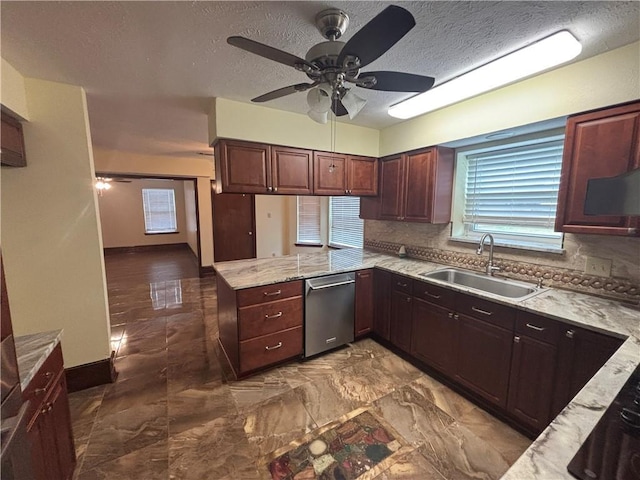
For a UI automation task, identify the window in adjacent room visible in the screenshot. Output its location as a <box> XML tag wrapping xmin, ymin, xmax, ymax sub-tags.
<box><xmin>142</xmin><ymin>188</ymin><xmax>178</xmax><ymax>234</ymax></box>
<box><xmin>296</xmin><ymin>196</ymin><xmax>321</xmax><ymax>245</ymax></box>
<box><xmin>451</xmin><ymin>132</ymin><xmax>564</xmax><ymax>252</ymax></box>
<box><xmin>329</xmin><ymin>196</ymin><xmax>363</xmax><ymax>248</ymax></box>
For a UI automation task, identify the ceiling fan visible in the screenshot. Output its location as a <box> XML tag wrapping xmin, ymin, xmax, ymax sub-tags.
<box><xmin>227</xmin><ymin>5</ymin><xmax>435</xmax><ymax>123</ymax></box>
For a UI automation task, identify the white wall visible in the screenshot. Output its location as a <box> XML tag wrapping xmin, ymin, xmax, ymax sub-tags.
<box><xmin>93</xmin><ymin>147</ymin><xmax>214</xmax><ymax>268</ymax></box>
<box><xmin>183</xmin><ymin>180</ymin><xmax>198</xmax><ymax>257</ymax></box>
<box><xmin>97</xmin><ymin>178</ymin><xmax>189</xmax><ymax>248</ymax></box>
<box><xmin>380</xmin><ymin>41</ymin><xmax>640</xmax><ymax>156</ymax></box>
<box><xmin>1</xmin><ymin>66</ymin><xmax>111</xmax><ymax>368</ymax></box>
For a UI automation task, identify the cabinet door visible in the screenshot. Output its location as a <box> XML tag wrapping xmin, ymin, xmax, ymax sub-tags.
<box><xmin>507</xmin><ymin>335</ymin><xmax>557</xmax><ymax>432</ymax></box>
<box><xmin>48</xmin><ymin>376</ymin><xmax>76</xmax><ymax>479</ymax></box>
<box><xmin>355</xmin><ymin>269</ymin><xmax>374</xmax><ymax>337</ymax></box>
<box><xmin>218</xmin><ymin>140</ymin><xmax>271</xmax><ymax>193</ymax></box>
<box><xmin>271</xmin><ymin>146</ymin><xmax>313</xmax><ymax>195</ymax></box>
<box><xmin>379</xmin><ymin>154</ymin><xmax>405</xmax><ymax>220</ymax></box>
<box><xmin>556</xmin><ymin>102</ymin><xmax>640</xmax><ymax>235</ymax></box>
<box><xmin>390</xmin><ymin>291</ymin><xmax>412</xmax><ymax>352</ymax></box>
<box><xmin>455</xmin><ymin>314</ymin><xmax>513</xmax><ymax>408</ymax></box>
<box><xmin>1</xmin><ymin>112</ymin><xmax>26</xmax><ymax>167</ymax></box>
<box><xmin>551</xmin><ymin>326</ymin><xmax>623</xmax><ymax>417</ymax></box>
<box><xmin>373</xmin><ymin>269</ymin><xmax>391</xmax><ymax>341</ymax></box>
<box><xmin>404</xmin><ymin>148</ymin><xmax>434</xmax><ymax>222</ymax></box>
<box><xmin>27</xmin><ymin>414</ymin><xmax>49</xmax><ymax>480</ymax></box>
<box><xmin>411</xmin><ymin>298</ymin><xmax>457</xmax><ymax>375</ymax></box>
<box><xmin>347</xmin><ymin>156</ymin><xmax>378</xmax><ymax>196</ymax></box>
<box><xmin>313</xmin><ymin>152</ymin><xmax>348</xmax><ymax>195</ymax></box>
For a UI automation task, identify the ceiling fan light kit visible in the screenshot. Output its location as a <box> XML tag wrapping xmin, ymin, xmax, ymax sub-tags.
<box><xmin>227</xmin><ymin>5</ymin><xmax>436</xmax><ymax>122</ymax></box>
<box><xmin>389</xmin><ymin>30</ymin><xmax>583</xmax><ymax>119</ymax></box>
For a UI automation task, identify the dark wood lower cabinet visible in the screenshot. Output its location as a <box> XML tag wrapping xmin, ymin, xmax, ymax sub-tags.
<box><xmin>507</xmin><ymin>334</ymin><xmax>557</xmax><ymax>432</ymax></box>
<box><xmin>390</xmin><ymin>290</ymin><xmax>412</xmax><ymax>352</ymax></box>
<box><xmin>455</xmin><ymin>314</ymin><xmax>513</xmax><ymax>408</ymax></box>
<box><xmin>411</xmin><ymin>299</ymin><xmax>457</xmax><ymax>376</ymax></box>
<box><xmin>373</xmin><ymin>270</ymin><xmax>391</xmax><ymax>341</ymax></box>
<box><xmin>355</xmin><ymin>269</ymin><xmax>374</xmax><ymax>337</ymax></box>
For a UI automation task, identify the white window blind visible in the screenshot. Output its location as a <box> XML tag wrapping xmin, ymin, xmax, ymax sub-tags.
<box><xmin>297</xmin><ymin>196</ymin><xmax>321</xmax><ymax>244</ymax></box>
<box><xmin>460</xmin><ymin>138</ymin><xmax>564</xmax><ymax>248</ymax></box>
<box><xmin>142</xmin><ymin>188</ymin><xmax>177</xmax><ymax>234</ymax></box>
<box><xmin>329</xmin><ymin>196</ymin><xmax>363</xmax><ymax>248</ymax></box>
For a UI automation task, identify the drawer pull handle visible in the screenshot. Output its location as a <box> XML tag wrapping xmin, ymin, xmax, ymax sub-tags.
<box><xmin>566</xmin><ymin>329</ymin><xmax>575</xmax><ymax>339</ymax></box>
<box><xmin>43</xmin><ymin>372</ymin><xmax>53</xmax><ymax>379</ymax></box>
<box><xmin>424</xmin><ymin>291</ymin><xmax>441</xmax><ymax>299</ymax></box>
<box><xmin>265</xmin><ymin>311</ymin><xmax>283</xmax><ymax>319</ymax></box>
<box><xmin>397</xmin><ymin>282</ymin><xmax>408</xmax><ymax>287</ymax></box>
<box><xmin>326</xmin><ymin>337</ymin><xmax>337</xmax><ymax>344</ymax></box>
<box><xmin>526</xmin><ymin>323</ymin><xmax>546</xmax><ymax>332</ymax></box>
<box><xmin>263</xmin><ymin>290</ymin><xmax>282</xmax><ymax>297</ymax></box>
<box><xmin>471</xmin><ymin>306</ymin><xmax>493</xmax><ymax>316</ymax></box>
<box><xmin>34</xmin><ymin>388</ymin><xmax>47</xmax><ymax>396</ymax></box>
<box><xmin>514</xmin><ymin>336</ymin><xmax>521</xmax><ymax>343</ymax></box>
<box><xmin>448</xmin><ymin>312</ymin><xmax>453</xmax><ymax>318</ymax></box>
<box><xmin>265</xmin><ymin>342</ymin><xmax>283</xmax><ymax>351</ymax></box>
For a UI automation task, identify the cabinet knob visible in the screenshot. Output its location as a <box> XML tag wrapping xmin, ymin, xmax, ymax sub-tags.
<box><xmin>273</xmin><ymin>187</ymin><xmax>277</xmax><ymax>193</ymax></box>
<box><xmin>448</xmin><ymin>312</ymin><xmax>453</xmax><ymax>318</ymax></box>
<box><xmin>514</xmin><ymin>336</ymin><xmax>521</xmax><ymax>343</ymax></box>
<box><xmin>267</xmin><ymin>186</ymin><xmax>272</xmax><ymax>192</ymax></box>
<box><xmin>453</xmin><ymin>314</ymin><xmax>459</xmax><ymax>320</ymax></box>
<box><xmin>566</xmin><ymin>329</ymin><xmax>575</xmax><ymax>339</ymax></box>
<box><xmin>248</xmin><ymin>231</ymin><xmax>253</xmax><ymax>236</ymax></box>
<box><xmin>406</xmin><ymin>297</ymin><xmax>411</xmax><ymax>303</ymax></box>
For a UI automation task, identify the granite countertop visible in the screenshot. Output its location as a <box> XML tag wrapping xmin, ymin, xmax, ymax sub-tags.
<box><xmin>214</xmin><ymin>248</ymin><xmax>640</xmax><ymax>480</ymax></box>
<box><xmin>14</xmin><ymin>330</ymin><xmax>63</xmax><ymax>391</ymax></box>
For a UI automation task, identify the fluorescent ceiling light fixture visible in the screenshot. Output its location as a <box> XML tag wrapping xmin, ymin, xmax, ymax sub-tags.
<box><xmin>388</xmin><ymin>31</ymin><xmax>582</xmax><ymax>119</ymax></box>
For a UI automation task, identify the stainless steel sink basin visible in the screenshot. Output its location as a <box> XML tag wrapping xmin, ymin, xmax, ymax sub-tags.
<box><xmin>419</xmin><ymin>268</ymin><xmax>546</xmax><ymax>300</ymax></box>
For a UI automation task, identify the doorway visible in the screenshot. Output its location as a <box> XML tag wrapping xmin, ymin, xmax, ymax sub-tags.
<box><xmin>211</xmin><ymin>189</ymin><xmax>256</xmax><ymax>262</ymax></box>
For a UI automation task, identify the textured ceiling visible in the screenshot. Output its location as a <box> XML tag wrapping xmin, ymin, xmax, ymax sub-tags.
<box><xmin>1</xmin><ymin>1</ymin><xmax>639</xmax><ymax>158</ymax></box>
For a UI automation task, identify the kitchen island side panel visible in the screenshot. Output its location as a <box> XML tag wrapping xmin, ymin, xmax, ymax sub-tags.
<box><xmin>216</xmin><ymin>275</ymin><xmax>239</xmax><ymax>375</ymax></box>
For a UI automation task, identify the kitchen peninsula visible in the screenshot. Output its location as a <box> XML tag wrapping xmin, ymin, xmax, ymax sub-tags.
<box><xmin>214</xmin><ymin>248</ymin><xmax>640</xmax><ymax>480</ymax></box>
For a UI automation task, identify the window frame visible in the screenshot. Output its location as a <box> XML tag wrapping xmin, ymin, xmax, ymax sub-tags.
<box><xmin>328</xmin><ymin>196</ymin><xmax>363</xmax><ymax>249</ymax></box>
<box><xmin>450</xmin><ymin>130</ymin><xmax>565</xmax><ymax>253</ymax></box>
<box><xmin>141</xmin><ymin>188</ymin><xmax>178</xmax><ymax>235</ymax></box>
<box><xmin>296</xmin><ymin>196</ymin><xmax>322</xmax><ymax>246</ymax></box>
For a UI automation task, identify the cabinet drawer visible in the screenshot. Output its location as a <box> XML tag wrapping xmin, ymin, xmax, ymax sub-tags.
<box><xmin>237</xmin><ymin>280</ymin><xmax>303</xmax><ymax>307</ymax></box>
<box><xmin>516</xmin><ymin>311</ymin><xmax>560</xmax><ymax>345</ymax></box>
<box><xmin>391</xmin><ymin>274</ymin><xmax>412</xmax><ymax>294</ymax></box>
<box><xmin>412</xmin><ymin>281</ymin><xmax>455</xmax><ymax>309</ymax></box>
<box><xmin>239</xmin><ymin>326</ymin><xmax>302</xmax><ymax>373</ymax></box>
<box><xmin>238</xmin><ymin>297</ymin><xmax>303</xmax><ymax>341</ymax></box>
<box><xmin>456</xmin><ymin>293</ymin><xmax>515</xmax><ymax>330</ymax></box>
<box><xmin>23</xmin><ymin>343</ymin><xmax>63</xmax><ymax>425</ymax></box>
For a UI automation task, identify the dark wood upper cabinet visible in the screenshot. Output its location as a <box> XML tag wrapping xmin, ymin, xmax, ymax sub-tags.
<box><xmin>374</xmin><ymin>147</ymin><xmax>454</xmax><ymax>222</ymax></box>
<box><xmin>1</xmin><ymin>112</ymin><xmax>26</xmax><ymax>167</ymax></box>
<box><xmin>271</xmin><ymin>146</ymin><xmax>313</xmax><ymax>195</ymax></box>
<box><xmin>314</xmin><ymin>152</ymin><xmax>378</xmax><ymax>196</ymax></box>
<box><xmin>354</xmin><ymin>269</ymin><xmax>374</xmax><ymax>338</ymax></box>
<box><xmin>216</xmin><ymin>139</ymin><xmax>270</xmax><ymax>193</ymax></box>
<box><xmin>555</xmin><ymin>101</ymin><xmax>640</xmax><ymax>236</ymax></box>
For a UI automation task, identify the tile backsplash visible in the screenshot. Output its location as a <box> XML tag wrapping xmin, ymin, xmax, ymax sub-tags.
<box><xmin>364</xmin><ymin>221</ymin><xmax>640</xmax><ymax>304</ymax></box>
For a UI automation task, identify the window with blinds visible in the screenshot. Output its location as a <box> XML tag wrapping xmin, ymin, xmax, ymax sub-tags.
<box><xmin>297</xmin><ymin>196</ymin><xmax>321</xmax><ymax>244</ymax></box>
<box><xmin>142</xmin><ymin>188</ymin><xmax>178</xmax><ymax>234</ymax></box>
<box><xmin>329</xmin><ymin>196</ymin><xmax>363</xmax><ymax>248</ymax></box>
<box><xmin>454</xmin><ymin>136</ymin><xmax>564</xmax><ymax>250</ymax></box>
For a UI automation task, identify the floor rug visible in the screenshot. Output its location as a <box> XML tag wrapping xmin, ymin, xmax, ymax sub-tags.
<box><xmin>265</xmin><ymin>409</ymin><xmax>407</xmax><ymax>480</ymax></box>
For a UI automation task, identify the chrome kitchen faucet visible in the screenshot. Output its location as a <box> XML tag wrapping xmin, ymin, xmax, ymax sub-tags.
<box><xmin>477</xmin><ymin>233</ymin><xmax>501</xmax><ymax>276</ymax></box>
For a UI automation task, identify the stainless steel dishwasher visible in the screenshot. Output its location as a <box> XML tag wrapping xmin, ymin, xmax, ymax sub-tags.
<box><xmin>304</xmin><ymin>272</ymin><xmax>355</xmax><ymax>358</ymax></box>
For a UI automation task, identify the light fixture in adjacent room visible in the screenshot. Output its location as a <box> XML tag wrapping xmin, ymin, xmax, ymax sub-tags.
<box><xmin>95</xmin><ymin>177</ymin><xmax>112</xmax><ymax>196</ymax></box>
<box><xmin>388</xmin><ymin>30</ymin><xmax>582</xmax><ymax>119</ymax></box>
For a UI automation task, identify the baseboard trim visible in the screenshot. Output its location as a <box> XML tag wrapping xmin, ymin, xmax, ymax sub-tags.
<box><xmin>104</xmin><ymin>243</ymin><xmax>190</xmax><ymax>255</ymax></box>
<box><xmin>199</xmin><ymin>265</ymin><xmax>215</xmax><ymax>277</ymax></box>
<box><xmin>65</xmin><ymin>351</ymin><xmax>118</xmax><ymax>393</ymax></box>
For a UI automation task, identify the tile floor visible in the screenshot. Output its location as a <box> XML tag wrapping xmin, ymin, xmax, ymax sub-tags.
<box><xmin>69</xmin><ymin>248</ymin><xmax>532</xmax><ymax>479</ymax></box>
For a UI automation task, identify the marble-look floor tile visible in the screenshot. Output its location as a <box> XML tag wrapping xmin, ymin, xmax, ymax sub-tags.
<box><xmin>293</xmin><ymin>376</ymin><xmax>356</xmax><ymax>428</ymax></box>
<box><xmin>418</xmin><ymin>422</ymin><xmax>511</xmax><ymax>480</ymax></box>
<box><xmin>307</xmin><ymin>344</ymin><xmax>372</xmax><ymax>372</ymax></box>
<box><xmin>373</xmin><ymin>448</ymin><xmax>447</xmax><ymax>480</ymax></box>
<box><xmin>77</xmin><ymin>439</ymin><xmax>168</xmax><ymax>480</ymax></box>
<box><xmin>376</xmin><ymin>352</ymin><xmax>423</xmax><ymax>387</ymax></box>
<box><xmin>243</xmin><ymin>389</ymin><xmax>317</xmax><ymax>456</ymax></box>
<box><xmin>82</xmin><ymin>400</ymin><xmax>168</xmax><ymax>471</ymax></box>
<box><xmin>278</xmin><ymin>358</ymin><xmax>336</xmax><ymax>389</ymax></box>
<box><xmin>98</xmin><ymin>375</ymin><xmax>168</xmax><ymax>417</ymax></box>
<box><xmin>409</xmin><ymin>376</ymin><xmax>477</xmax><ymax>420</ymax></box>
<box><xmin>168</xmin><ymin>383</ymin><xmax>237</xmax><ymax>435</ymax></box>
<box><xmin>114</xmin><ymin>347</ymin><xmax>167</xmax><ymax>381</ymax></box>
<box><xmin>68</xmin><ymin>385</ymin><xmax>107</xmax><ymax>424</ymax></box>
<box><xmin>229</xmin><ymin>370</ymin><xmax>291</xmax><ymax>411</ymax></box>
<box><xmin>331</xmin><ymin>358</ymin><xmax>401</xmax><ymax>407</ymax></box>
<box><xmin>167</xmin><ymin>345</ymin><xmax>224</xmax><ymax>394</ymax></box>
<box><xmin>350</xmin><ymin>337</ymin><xmax>393</xmax><ymax>359</ymax></box>
<box><xmin>169</xmin><ymin>414</ymin><xmax>260</xmax><ymax>480</ymax></box>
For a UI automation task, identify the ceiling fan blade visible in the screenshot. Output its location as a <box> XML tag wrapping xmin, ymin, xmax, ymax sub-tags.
<box><xmin>227</xmin><ymin>36</ymin><xmax>313</xmax><ymax>69</ymax></box>
<box><xmin>337</xmin><ymin>5</ymin><xmax>415</xmax><ymax>68</ymax></box>
<box><xmin>358</xmin><ymin>71</ymin><xmax>435</xmax><ymax>92</ymax></box>
<box><xmin>252</xmin><ymin>83</ymin><xmax>315</xmax><ymax>103</ymax></box>
<box><xmin>331</xmin><ymin>99</ymin><xmax>349</xmax><ymax>117</ymax></box>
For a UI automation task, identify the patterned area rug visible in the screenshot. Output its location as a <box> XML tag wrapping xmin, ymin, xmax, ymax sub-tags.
<box><xmin>266</xmin><ymin>409</ymin><xmax>406</xmax><ymax>480</ymax></box>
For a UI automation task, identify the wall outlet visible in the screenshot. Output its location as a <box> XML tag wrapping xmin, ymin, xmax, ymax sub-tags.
<box><xmin>585</xmin><ymin>256</ymin><xmax>612</xmax><ymax>277</ymax></box>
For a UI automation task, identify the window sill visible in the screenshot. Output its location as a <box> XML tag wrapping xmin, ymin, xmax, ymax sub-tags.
<box><xmin>145</xmin><ymin>231</ymin><xmax>180</xmax><ymax>236</ymax></box>
<box><xmin>295</xmin><ymin>242</ymin><xmax>324</xmax><ymax>248</ymax></box>
<box><xmin>328</xmin><ymin>243</ymin><xmax>362</xmax><ymax>250</ymax></box>
<box><xmin>449</xmin><ymin>236</ymin><xmax>565</xmax><ymax>255</ymax></box>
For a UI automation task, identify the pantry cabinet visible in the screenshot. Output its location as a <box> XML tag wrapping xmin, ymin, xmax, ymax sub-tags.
<box><xmin>555</xmin><ymin>101</ymin><xmax>640</xmax><ymax>236</ymax></box>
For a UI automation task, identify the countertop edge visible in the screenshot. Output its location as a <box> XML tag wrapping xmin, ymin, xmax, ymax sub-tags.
<box><xmin>15</xmin><ymin>329</ymin><xmax>63</xmax><ymax>391</ymax></box>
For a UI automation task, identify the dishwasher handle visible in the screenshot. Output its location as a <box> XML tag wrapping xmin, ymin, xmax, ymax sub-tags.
<box><xmin>308</xmin><ymin>279</ymin><xmax>355</xmax><ymax>291</ymax></box>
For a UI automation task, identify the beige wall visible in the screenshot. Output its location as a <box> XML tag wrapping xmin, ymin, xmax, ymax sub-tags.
<box><xmin>380</xmin><ymin>41</ymin><xmax>640</xmax><ymax>156</ymax></box>
<box><xmin>1</xmin><ymin>58</ymin><xmax>29</xmax><ymax>120</ymax></box>
<box><xmin>93</xmin><ymin>147</ymin><xmax>214</xmax><ymax>268</ymax></box>
<box><xmin>98</xmin><ymin>178</ymin><xmax>189</xmax><ymax>248</ymax></box>
<box><xmin>183</xmin><ymin>180</ymin><xmax>198</xmax><ymax>257</ymax></box>
<box><xmin>210</xmin><ymin>98</ymin><xmax>380</xmax><ymax>157</ymax></box>
<box><xmin>1</xmin><ymin>68</ymin><xmax>111</xmax><ymax>368</ymax></box>
<box><xmin>255</xmin><ymin>195</ymin><xmax>289</xmax><ymax>258</ymax></box>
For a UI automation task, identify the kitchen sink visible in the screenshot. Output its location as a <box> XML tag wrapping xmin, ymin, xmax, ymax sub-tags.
<box><xmin>419</xmin><ymin>268</ymin><xmax>546</xmax><ymax>301</ymax></box>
